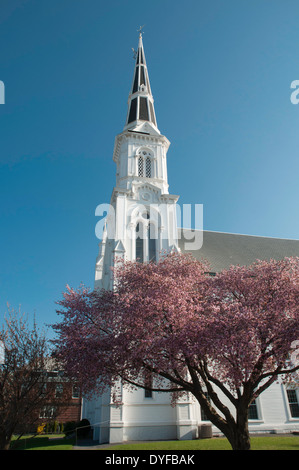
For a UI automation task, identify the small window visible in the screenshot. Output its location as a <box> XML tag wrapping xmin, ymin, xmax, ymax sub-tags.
<box><xmin>40</xmin><ymin>406</ymin><xmax>55</xmax><ymax>419</ymax></box>
<box><xmin>145</xmin><ymin>389</ymin><xmax>152</xmax><ymax>398</ymax></box>
<box><xmin>248</xmin><ymin>399</ymin><xmax>259</xmax><ymax>420</ymax></box>
<box><xmin>287</xmin><ymin>390</ymin><xmax>299</xmax><ymax>418</ymax></box>
<box><xmin>55</xmin><ymin>384</ymin><xmax>63</xmax><ymax>398</ymax></box>
<box><xmin>72</xmin><ymin>385</ymin><xmax>80</xmax><ymax>399</ymax></box>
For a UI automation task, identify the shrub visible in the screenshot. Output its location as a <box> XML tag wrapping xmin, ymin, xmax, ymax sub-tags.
<box><xmin>64</xmin><ymin>421</ymin><xmax>77</xmax><ymax>436</ymax></box>
<box><xmin>76</xmin><ymin>419</ymin><xmax>91</xmax><ymax>439</ymax></box>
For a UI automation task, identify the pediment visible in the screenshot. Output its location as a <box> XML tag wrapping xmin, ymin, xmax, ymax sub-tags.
<box><xmin>113</xmin><ymin>239</ymin><xmax>126</xmax><ymax>253</ymax></box>
<box><xmin>126</xmin><ymin>120</ymin><xmax>161</xmax><ymax>136</ymax></box>
<box><xmin>132</xmin><ymin>181</ymin><xmax>162</xmax><ymax>203</ymax></box>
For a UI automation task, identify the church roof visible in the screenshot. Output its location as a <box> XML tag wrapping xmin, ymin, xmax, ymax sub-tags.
<box><xmin>178</xmin><ymin>228</ymin><xmax>299</xmax><ymax>273</ymax></box>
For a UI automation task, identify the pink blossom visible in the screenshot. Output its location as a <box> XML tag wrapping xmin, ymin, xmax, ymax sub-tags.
<box><xmin>52</xmin><ymin>253</ymin><xmax>299</xmax><ymax>450</ymax></box>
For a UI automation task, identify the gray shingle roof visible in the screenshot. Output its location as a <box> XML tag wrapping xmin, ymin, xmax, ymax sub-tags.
<box><xmin>178</xmin><ymin>229</ymin><xmax>299</xmax><ymax>273</ymax></box>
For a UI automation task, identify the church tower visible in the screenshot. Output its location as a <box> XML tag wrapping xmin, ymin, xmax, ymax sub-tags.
<box><xmin>85</xmin><ymin>32</ymin><xmax>198</xmax><ymax>444</ymax></box>
<box><xmin>95</xmin><ymin>32</ymin><xmax>180</xmax><ymax>291</ymax></box>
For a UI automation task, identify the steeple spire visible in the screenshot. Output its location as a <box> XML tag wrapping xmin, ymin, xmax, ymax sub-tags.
<box><xmin>124</xmin><ymin>31</ymin><xmax>159</xmax><ymax>133</ymax></box>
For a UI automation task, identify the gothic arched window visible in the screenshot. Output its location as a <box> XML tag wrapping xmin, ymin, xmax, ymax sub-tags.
<box><xmin>135</xmin><ymin>220</ymin><xmax>157</xmax><ymax>263</ymax></box>
<box><xmin>135</xmin><ymin>223</ymin><xmax>144</xmax><ymax>263</ymax></box>
<box><xmin>137</xmin><ymin>149</ymin><xmax>153</xmax><ymax>178</ymax></box>
<box><xmin>148</xmin><ymin>223</ymin><xmax>156</xmax><ymax>262</ymax></box>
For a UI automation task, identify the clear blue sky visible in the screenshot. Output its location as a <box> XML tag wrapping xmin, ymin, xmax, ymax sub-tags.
<box><xmin>1</xmin><ymin>0</ymin><xmax>299</xmax><ymax>337</ymax></box>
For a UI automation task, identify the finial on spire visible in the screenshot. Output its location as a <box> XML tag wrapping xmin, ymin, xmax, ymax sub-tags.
<box><xmin>132</xmin><ymin>26</ymin><xmax>145</xmax><ymax>59</ymax></box>
<box><xmin>137</xmin><ymin>25</ymin><xmax>145</xmax><ymax>37</ymax></box>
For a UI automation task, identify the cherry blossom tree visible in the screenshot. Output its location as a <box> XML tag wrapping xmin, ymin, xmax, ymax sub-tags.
<box><xmin>52</xmin><ymin>253</ymin><xmax>299</xmax><ymax>450</ymax></box>
<box><xmin>0</xmin><ymin>308</ymin><xmax>70</xmax><ymax>450</ymax></box>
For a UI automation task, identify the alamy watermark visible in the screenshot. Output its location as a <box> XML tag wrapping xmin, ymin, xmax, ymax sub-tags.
<box><xmin>95</xmin><ymin>203</ymin><xmax>203</xmax><ymax>250</ymax></box>
<box><xmin>0</xmin><ymin>81</ymin><xmax>4</xmax><ymax>104</ymax></box>
<box><xmin>290</xmin><ymin>80</ymin><xmax>299</xmax><ymax>104</ymax></box>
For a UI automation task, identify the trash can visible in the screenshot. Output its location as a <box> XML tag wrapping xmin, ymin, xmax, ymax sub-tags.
<box><xmin>199</xmin><ymin>424</ymin><xmax>212</xmax><ymax>439</ymax></box>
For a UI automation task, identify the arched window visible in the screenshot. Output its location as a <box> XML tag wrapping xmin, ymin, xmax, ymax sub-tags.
<box><xmin>137</xmin><ymin>149</ymin><xmax>153</xmax><ymax>178</ymax></box>
<box><xmin>134</xmin><ymin>215</ymin><xmax>158</xmax><ymax>264</ymax></box>
<box><xmin>135</xmin><ymin>223</ymin><xmax>144</xmax><ymax>263</ymax></box>
<box><xmin>148</xmin><ymin>223</ymin><xmax>156</xmax><ymax>262</ymax></box>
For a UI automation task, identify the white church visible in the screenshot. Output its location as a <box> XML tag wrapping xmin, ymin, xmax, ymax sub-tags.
<box><xmin>82</xmin><ymin>33</ymin><xmax>299</xmax><ymax>443</ymax></box>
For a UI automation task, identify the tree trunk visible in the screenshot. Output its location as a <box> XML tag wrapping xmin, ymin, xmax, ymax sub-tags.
<box><xmin>229</xmin><ymin>429</ymin><xmax>251</xmax><ymax>450</ymax></box>
<box><xmin>228</xmin><ymin>408</ymin><xmax>251</xmax><ymax>450</ymax></box>
<box><xmin>0</xmin><ymin>433</ymin><xmax>12</xmax><ymax>450</ymax></box>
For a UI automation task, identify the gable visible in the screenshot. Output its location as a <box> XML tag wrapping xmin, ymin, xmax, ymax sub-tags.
<box><xmin>131</xmin><ymin>181</ymin><xmax>161</xmax><ymax>203</ymax></box>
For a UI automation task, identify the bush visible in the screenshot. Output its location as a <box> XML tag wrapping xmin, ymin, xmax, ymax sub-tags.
<box><xmin>64</xmin><ymin>421</ymin><xmax>77</xmax><ymax>436</ymax></box>
<box><xmin>76</xmin><ymin>419</ymin><xmax>91</xmax><ymax>439</ymax></box>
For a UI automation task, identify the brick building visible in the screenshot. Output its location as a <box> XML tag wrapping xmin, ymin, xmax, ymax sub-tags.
<box><xmin>37</xmin><ymin>364</ymin><xmax>82</xmax><ymax>430</ymax></box>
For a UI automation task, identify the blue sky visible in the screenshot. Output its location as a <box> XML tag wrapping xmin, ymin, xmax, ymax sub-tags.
<box><xmin>1</xmin><ymin>0</ymin><xmax>299</xmax><ymax>337</ymax></box>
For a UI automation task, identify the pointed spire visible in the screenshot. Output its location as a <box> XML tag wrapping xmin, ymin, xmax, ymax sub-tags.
<box><xmin>124</xmin><ymin>32</ymin><xmax>159</xmax><ymax>133</ymax></box>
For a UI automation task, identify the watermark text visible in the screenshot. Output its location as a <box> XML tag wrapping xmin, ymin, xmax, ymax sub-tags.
<box><xmin>0</xmin><ymin>81</ymin><xmax>4</xmax><ymax>104</ymax></box>
<box><xmin>95</xmin><ymin>202</ymin><xmax>203</xmax><ymax>251</ymax></box>
<box><xmin>290</xmin><ymin>80</ymin><xmax>299</xmax><ymax>104</ymax></box>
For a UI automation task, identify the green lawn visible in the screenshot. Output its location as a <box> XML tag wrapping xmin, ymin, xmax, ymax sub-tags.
<box><xmin>9</xmin><ymin>434</ymin><xmax>299</xmax><ymax>450</ymax></box>
<box><xmin>11</xmin><ymin>434</ymin><xmax>75</xmax><ymax>450</ymax></box>
<box><xmin>104</xmin><ymin>435</ymin><xmax>299</xmax><ymax>451</ymax></box>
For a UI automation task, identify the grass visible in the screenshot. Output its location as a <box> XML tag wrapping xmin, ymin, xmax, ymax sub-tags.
<box><xmin>103</xmin><ymin>435</ymin><xmax>299</xmax><ymax>451</ymax></box>
<box><xmin>10</xmin><ymin>434</ymin><xmax>75</xmax><ymax>450</ymax></box>
<box><xmin>103</xmin><ymin>438</ymin><xmax>231</xmax><ymax>451</ymax></box>
<box><xmin>9</xmin><ymin>434</ymin><xmax>299</xmax><ymax>450</ymax></box>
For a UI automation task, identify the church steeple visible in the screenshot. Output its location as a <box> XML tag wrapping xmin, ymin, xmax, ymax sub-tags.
<box><xmin>97</xmin><ymin>30</ymin><xmax>179</xmax><ymax>293</ymax></box>
<box><xmin>124</xmin><ymin>32</ymin><xmax>159</xmax><ymax>133</ymax></box>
